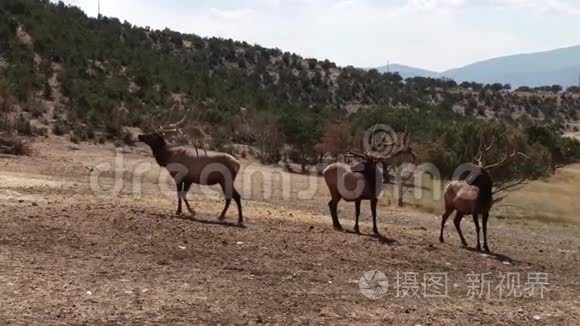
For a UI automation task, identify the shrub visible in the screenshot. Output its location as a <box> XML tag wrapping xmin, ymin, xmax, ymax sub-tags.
<box><xmin>13</xmin><ymin>138</ymin><xmax>32</xmax><ymax>156</ymax></box>
<box><xmin>0</xmin><ymin>137</ymin><xmax>32</xmax><ymax>156</ymax></box>
<box><xmin>52</xmin><ymin>119</ymin><xmax>70</xmax><ymax>136</ymax></box>
<box><xmin>70</xmin><ymin>134</ymin><xmax>80</xmax><ymax>144</ymax></box>
<box><xmin>122</xmin><ymin>128</ymin><xmax>136</xmax><ymax>146</ymax></box>
<box><xmin>32</xmin><ymin>126</ymin><xmax>48</xmax><ymax>137</ymax></box>
<box><xmin>15</xmin><ymin>114</ymin><xmax>32</xmax><ymax>135</ymax></box>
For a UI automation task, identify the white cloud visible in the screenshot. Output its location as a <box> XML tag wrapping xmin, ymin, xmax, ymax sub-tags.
<box><xmin>404</xmin><ymin>0</ymin><xmax>466</xmax><ymax>13</ymax></box>
<box><xmin>208</xmin><ymin>8</ymin><xmax>255</xmax><ymax>20</ymax></box>
<box><xmin>492</xmin><ymin>0</ymin><xmax>580</xmax><ymax>15</ymax></box>
<box><xmin>542</xmin><ymin>0</ymin><xmax>580</xmax><ymax>15</ymax></box>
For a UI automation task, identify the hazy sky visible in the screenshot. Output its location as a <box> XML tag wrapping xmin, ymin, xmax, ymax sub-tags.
<box><xmin>58</xmin><ymin>0</ymin><xmax>580</xmax><ymax>71</ymax></box>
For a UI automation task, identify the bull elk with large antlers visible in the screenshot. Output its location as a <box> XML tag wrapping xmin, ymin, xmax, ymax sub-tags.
<box><xmin>322</xmin><ymin>128</ymin><xmax>415</xmax><ymax>234</ymax></box>
<box><xmin>440</xmin><ymin>135</ymin><xmax>529</xmax><ymax>252</ymax></box>
<box><xmin>138</xmin><ymin>106</ymin><xmax>244</xmax><ymax>224</ymax></box>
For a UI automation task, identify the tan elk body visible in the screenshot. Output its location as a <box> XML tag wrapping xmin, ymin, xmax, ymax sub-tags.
<box><xmin>138</xmin><ymin>107</ymin><xmax>243</xmax><ymax>224</ymax></box>
<box><xmin>323</xmin><ymin>161</ymin><xmax>383</xmax><ymax>201</ymax></box>
<box><xmin>440</xmin><ymin>135</ymin><xmax>528</xmax><ymax>252</ymax></box>
<box><xmin>323</xmin><ymin>129</ymin><xmax>415</xmax><ymax>234</ymax></box>
<box><xmin>443</xmin><ymin>181</ymin><xmax>480</xmax><ymax>214</ymax></box>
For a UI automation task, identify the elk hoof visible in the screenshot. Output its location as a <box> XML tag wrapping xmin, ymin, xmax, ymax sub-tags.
<box><xmin>175</xmin><ymin>210</ymin><xmax>182</xmax><ymax>216</ymax></box>
<box><xmin>333</xmin><ymin>225</ymin><xmax>343</xmax><ymax>231</ymax></box>
<box><xmin>218</xmin><ymin>215</ymin><xmax>226</xmax><ymax>221</ymax></box>
<box><xmin>476</xmin><ymin>245</ymin><xmax>482</xmax><ymax>252</ymax></box>
<box><xmin>439</xmin><ymin>237</ymin><xmax>444</xmax><ymax>243</ymax></box>
<box><xmin>484</xmin><ymin>246</ymin><xmax>490</xmax><ymax>253</ymax></box>
<box><xmin>354</xmin><ymin>226</ymin><xmax>360</xmax><ymax>234</ymax></box>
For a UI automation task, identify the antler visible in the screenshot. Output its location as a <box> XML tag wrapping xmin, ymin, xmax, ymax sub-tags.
<box><xmin>484</xmin><ymin>138</ymin><xmax>530</xmax><ymax>170</ymax></box>
<box><xmin>371</xmin><ymin>125</ymin><xmax>400</xmax><ymax>154</ymax></box>
<box><xmin>379</xmin><ymin>127</ymin><xmax>415</xmax><ymax>162</ymax></box>
<box><xmin>347</xmin><ymin>151</ymin><xmax>367</xmax><ymax>159</ymax></box>
<box><xmin>149</xmin><ymin>104</ymin><xmax>190</xmax><ymax>134</ymax></box>
<box><xmin>474</xmin><ymin>134</ymin><xmax>496</xmax><ymax>167</ymax></box>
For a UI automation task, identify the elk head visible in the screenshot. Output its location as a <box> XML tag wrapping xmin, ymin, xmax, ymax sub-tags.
<box><xmin>468</xmin><ymin>133</ymin><xmax>531</xmax><ymax>204</ymax></box>
<box><xmin>349</xmin><ymin>127</ymin><xmax>416</xmax><ymax>168</ymax></box>
<box><xmin>348</xmin><ymin>128</ymin><xmax>416</xmax><ymax>192</ymax></box>
<box><xmin>462</xmin><ymin>134</ymin><xmax>530</xmax><ymax>197</ymax></box>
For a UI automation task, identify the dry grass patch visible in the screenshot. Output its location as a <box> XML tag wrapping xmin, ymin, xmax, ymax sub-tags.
<box><xmin>402</xmin><ymin>165</ymin><xmax>580</xmax><ymax>225</ymax></box>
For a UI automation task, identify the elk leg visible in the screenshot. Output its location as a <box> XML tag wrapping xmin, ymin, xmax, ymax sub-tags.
<box><xmin>233</xmin><ymin>187</ymin><xmax>243</xmax><ymax>225</ymax></box>
<box><xmin>472</xmin><ymin>214</ymin><xmax>481</xmax><ymax>251</ymax></box>
<box><xmin>182</xmin><ymin>180</ymin><xmax>196</xmax><ymax>217</ymax></box>
<box><xmin>482</xmin><ymin>212</ymin><xmax>490</xmax><ymax>252</ymax></box>
<box><xmin>354</xmin><ymin>200</ymin><xmax>361</xmax><ymax>234</ymax></box>
<box><xmin>175</xmin><ymin>181</ymin><xmax>184</xmax><ymax>215</ymax></box>
<box><xmin>328</xmin><ymin>197</ymin><xmax>342</xmax><ymax>231</ymax></box>
<box><xmin>218</xmin><ymin>198</ymin><xmax>231</xmax><ymax>221</ymax></box>
<box><xmin>453</xmin><ymin>212</ymin><xmax>468</xmax><ymax>246</ymax></box>
<box><xmin>440</xmin><ymin>208</ymin><xmax>453</xmax><ymax>243</ymax></box>
<box><xmin>218</xmin><ymin>181</ymin><xmax>236</xmax><ymax>221</ymax></box>
<box><xmin>370</xmin><ymin>198</ymin><xmax>379</xmax><ymax>235</ymax></box>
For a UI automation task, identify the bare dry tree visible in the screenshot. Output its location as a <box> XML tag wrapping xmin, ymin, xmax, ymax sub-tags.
<box><xmin>390</xmin><ymin>162</ymin><xmax>416</xmax><ymax>207</ymax></box>
<box><xmin>252</xmin><ymin>112</ymin><xmax>284</xmax><ymax>164</ymax></box>
<box><xmin>317</xmin><ymin>121</ymin><xmax>353</xmax><ymax>161</ymax></box>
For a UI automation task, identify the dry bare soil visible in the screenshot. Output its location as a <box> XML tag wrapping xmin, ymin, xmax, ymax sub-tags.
<box><xmin>0</xmin><ymin>138</ymin><xmax>578</xmax><ymax>325</ymax></box>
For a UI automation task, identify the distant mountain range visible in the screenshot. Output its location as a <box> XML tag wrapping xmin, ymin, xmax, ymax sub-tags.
<box><xmin>376</xmin><ymin>45</ymin><xmax>580</xmax><ymax>88</ymax></box>
<box><xmin>375</xmin><ymin>64</ymin><xmax>439</xmax><ymax>79</ymax></box>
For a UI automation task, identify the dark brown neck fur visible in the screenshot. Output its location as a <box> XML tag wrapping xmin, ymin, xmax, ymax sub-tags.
<box><xmin>362</xmin><ymin>161</ymin><xmax>379</xmax><ymax>197</ymax></box>
<box><xmin>147</xmin><ymin>136</ymin><xmax>171</xmax><ymax>167</ymax></box>
<box><xmin>462</xmin><ymin>164</ymin><xmax>493</xmax><ymax>210</ymax></box>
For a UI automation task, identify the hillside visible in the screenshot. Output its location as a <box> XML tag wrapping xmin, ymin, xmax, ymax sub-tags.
<box><xmin>0</xmin><ymin>0</ymin><xmax>579</xmax><ymax>174</ymax></box>
<box><xmin>379</xmin><ymin>46</ymin><xmax>580</xmax><ymax>88</ymax></box>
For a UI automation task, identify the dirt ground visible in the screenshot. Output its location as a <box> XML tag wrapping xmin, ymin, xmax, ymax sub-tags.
<box><xmin>0</xmin><ymin>138</ymin><xmax>579</xmax><ymax>325</ymax></box>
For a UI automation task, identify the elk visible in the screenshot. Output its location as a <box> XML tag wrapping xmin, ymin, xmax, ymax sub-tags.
<box><xmin>322</xmin><ymin>129</ymin><xmax>415</xmax><ymax>234</ymax></box>
<box><xmin>440</xmin><ymin>135</ymin><xmax>528</xmax><ymax>252</ymax></box>
<box><xmin>138</xmin><ymin>108</ymin><xmax>243</xmax><ymax>224</ymax></box>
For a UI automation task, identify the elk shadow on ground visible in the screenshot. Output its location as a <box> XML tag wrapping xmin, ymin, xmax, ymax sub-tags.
<box><xmin>462</xmin><ymin>246</ymin><xmax>517</xmax><ymax>264</ymax></box>
<box><xmin>343</xmin><ymin>229</ymin><xmax>399</xmax><ymax>245</ymax></box>
<box><xmin>144</xmin><ymin>212</ymin><xmax>246</xmax><ymax>228</ymax></box>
